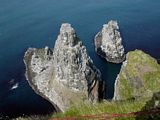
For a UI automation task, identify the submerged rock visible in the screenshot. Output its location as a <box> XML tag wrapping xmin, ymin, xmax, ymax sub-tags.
<box><xmin>94</xmin><ymin>20</ymin><xmax>125</xmax><ymax>63</ymax></box>
<box><xmin>24</xmin><ymin>23</ymin><xmax>104</xmax><ymax>112</ymax></box>
<box><xmin>113</xmin><ymin>50</ymin><xmax>160</xmax><ymax>101</ymax></box>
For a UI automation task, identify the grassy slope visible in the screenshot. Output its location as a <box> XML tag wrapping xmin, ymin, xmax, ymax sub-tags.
<box><xmin>52</xmin><ymin>99</ymin><xmax>149</xmax><ymax>120</ymax></box>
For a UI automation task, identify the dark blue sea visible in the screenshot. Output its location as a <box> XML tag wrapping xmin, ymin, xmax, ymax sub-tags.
<box><xmin>0</xmin><ymin>0</ymin><xmax>160</xmax><ymax>118</ymax></box>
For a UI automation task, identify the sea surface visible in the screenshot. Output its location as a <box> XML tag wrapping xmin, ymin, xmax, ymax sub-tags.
<box><xmin>0</xmin><ymin>0</ymin><xmax>160</xmax><ymax>118</ymax></box>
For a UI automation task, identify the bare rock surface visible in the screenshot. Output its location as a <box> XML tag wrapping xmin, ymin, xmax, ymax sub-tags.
<box><xmin>24</xmin><ymin>23</ymin><xmax>103</xmax><ymax>112</ymax></box>
<box><xmin>95</xmin><ymin>20</ymin><xmax>125</xmax><ymax>63</ymax></box>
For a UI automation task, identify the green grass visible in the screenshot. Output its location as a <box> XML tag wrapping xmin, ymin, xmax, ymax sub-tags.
<box><xmin>52</xmin><ymin>99</ymin><xmax>149</xmax><ymax>120</ymax></box>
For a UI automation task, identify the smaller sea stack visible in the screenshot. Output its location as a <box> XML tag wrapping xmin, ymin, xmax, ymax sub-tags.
<box><xmin>94</xmin><ymin>20</ymin><xmax>125</xmax><ymax>63</ymax></box>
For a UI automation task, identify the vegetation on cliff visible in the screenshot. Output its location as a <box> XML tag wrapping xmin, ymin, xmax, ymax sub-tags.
<box><xmin>114</xmin><ymin>50</ymin><xmax>160</xmax><ymax>101</ymax></box>
<box><xmin>51</xmin><ymin>50</ymin><xmax>160</xmax><ymax>120</ymax></box>
<box><xmin>52</xmin><ymin>99</ymin><xmax>146</xmax><ymax>119</ymax></box>
<box><xmin>52</xmin><ymin>95</ymin><xmax>160</xmax><ymax>120</ymax></box>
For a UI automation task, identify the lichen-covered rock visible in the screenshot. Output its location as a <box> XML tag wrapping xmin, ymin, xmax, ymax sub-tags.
<box><xmin>94</xmin><ymin>20</ymin><xmax>125</xmax><ymax>63</ymax></box>
<box><xmin>24</xmin><ymin>23</ymin><xmax>103</xmax><ymax>112</ymax></box>
<box><xmin>113</xmin><ymin>50</ymin><xmax>160</xmax><ymax>101</ymax></box>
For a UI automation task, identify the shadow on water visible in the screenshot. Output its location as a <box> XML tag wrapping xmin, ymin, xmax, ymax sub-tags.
<box><xmin>90</xmin><ymin>51</ymin><xmax>122</xmax><ymax>99</ymax></box>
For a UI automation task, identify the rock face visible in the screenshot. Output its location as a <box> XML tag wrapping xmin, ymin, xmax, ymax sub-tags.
<box><xmin>113</xmin><ymin>50</ymin><xmax>160</xmax><ymax>101</ymax></box>
<box><xmin>24</xmin><ymin>23</ymin><xmax>103</xmax><ymax>112</ymax></box>
<box><xmin>94</xmin><ymin>20</ymin><xmax>125</xmax><ymax>63</ymax></box>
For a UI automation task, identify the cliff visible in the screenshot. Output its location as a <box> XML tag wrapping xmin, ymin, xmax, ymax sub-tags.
<box><xmin>94</xmin><ymin>20</ymin><xmax>125</xmax><ymax>63</ymax></box>
<box><xmin>24</xmin><ymin>23</ymin><xmax>104</xmax><ymax>112</ymax></box>
<box><xmin>113</xmin><ymin>50</ymin><xmax>160</xmax><ymax>100</ymax></box>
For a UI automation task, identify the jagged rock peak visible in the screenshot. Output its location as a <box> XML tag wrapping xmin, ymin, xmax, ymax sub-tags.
<box><xmin>58</xmin><ymin>23</ymin><xmax>77</xmax><ymax>47</ymax></box>
<box><xmin>53</xmin><ymin>23</ymin><xmax>103</xmax><ymax>99</ymax></box>
<box><xmin>102</xmin><ymin>20</ymin><xmax>119</xmax><ymax>33</ymax></box>
<box><xmin>60</xmin><ymin>23</ymin><xmax>75</xmax><ymax>33</ymax></box>
<box><xmin>94</xmin><ymin>20</ymin><xmax>125</xmax><ymax>63</ymax></box>
<box><xmin>24</xmin><ymin>23</ymin><xmax>104</xmax><ymax>112</ymax></box>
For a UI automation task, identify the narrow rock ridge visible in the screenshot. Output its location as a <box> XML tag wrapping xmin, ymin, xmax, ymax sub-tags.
<box><xmin>94</xmin><ymin>20</ymin><xmax>125</xmax><ymax>63</ymax></box>
<box><xmin>24</xmin><ymin>23</ymin><xmax>104</xmax><ymax>112</ymax></box>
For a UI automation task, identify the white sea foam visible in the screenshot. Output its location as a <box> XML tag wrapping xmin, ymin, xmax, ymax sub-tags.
<box><xmin>10</xmin><ymin>83</ymin><xmax>19</xmax><ymax>90</ymax></box>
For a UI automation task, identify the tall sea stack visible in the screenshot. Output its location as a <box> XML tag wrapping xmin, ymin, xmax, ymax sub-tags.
<box><xmin>24</xmin><ymin>23</ymin><xmax>104</xmax><ymax>112</ymax></box>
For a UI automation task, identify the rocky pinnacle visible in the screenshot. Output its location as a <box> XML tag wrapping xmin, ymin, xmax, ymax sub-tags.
<box><xmin>94</xmin><ymin>20</ymin><xmax>125</xmax><ymax>63</ymax></box>
<box><xmin>24</xmin><ymin>23</ymin><xmax>104</xmax><ymax>112</ymax></box>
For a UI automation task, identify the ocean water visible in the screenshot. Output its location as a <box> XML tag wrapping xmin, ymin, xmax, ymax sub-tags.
<box><xmin>0</xmin><ymin>0</ymin><xmax>160</xmax><ymax>118</ymax></box>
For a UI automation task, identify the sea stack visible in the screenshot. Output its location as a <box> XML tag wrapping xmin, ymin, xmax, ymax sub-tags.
<box><xmin>24</xmin><ymin>23</ymin><xmax>104</xmax><ymax>112</ymax></box>
<box><xmin>94</xmin><ymin>20</ymin><xmax>125</xmax><ymax>63</ymax></box>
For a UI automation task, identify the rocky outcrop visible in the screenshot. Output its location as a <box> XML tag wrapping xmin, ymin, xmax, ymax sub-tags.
<box><xmin>94</xmin><ymin>20</ymin><xmax>125</xmax><ymax>63</ymax></box>
<box><xmin>113</xmin><ymin>50</ymin><xmax>160</xmax><ymax>101</ymax></box>
<box><xmin>24</xmin><ymin>23</ymin><xmax>103</xmax><ymax>112</ymax></box>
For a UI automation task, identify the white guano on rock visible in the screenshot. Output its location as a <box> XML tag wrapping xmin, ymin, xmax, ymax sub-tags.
<box><xmin>24</xmin><ymin>23</ymin><xmax>104</xmax><ymax>112</ymax></box>
<box><xmin>94</xmin><ymin>20</ymin><xmax>125</xmax><ymax>63</ymax></box>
